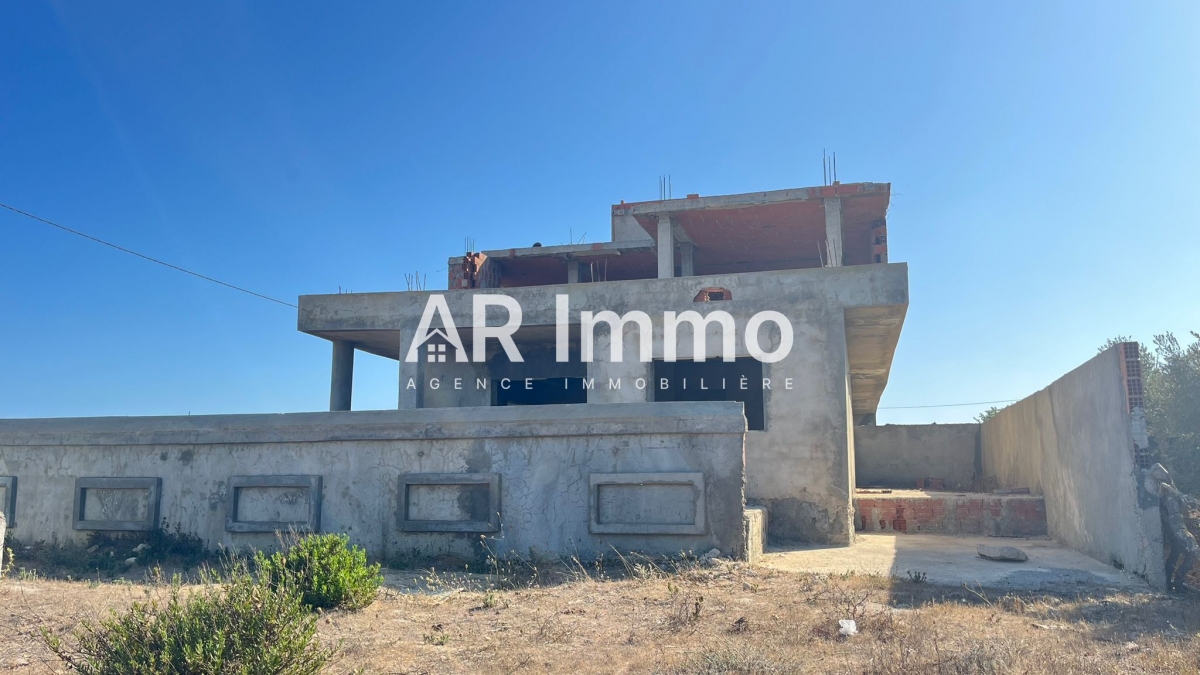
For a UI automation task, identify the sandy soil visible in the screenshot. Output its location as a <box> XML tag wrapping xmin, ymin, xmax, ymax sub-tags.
<box><xmin>4</xmin><ymin>560</ymin><xmax>1200</xmax><ymax>674</ymax></box>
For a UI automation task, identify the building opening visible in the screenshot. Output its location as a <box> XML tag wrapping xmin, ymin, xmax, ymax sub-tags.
<box><xmin>653</xmin><ymin>358</ymin><xmax>766</xmax><ymax>430</ymax></box>
<box><xmin>494</xmin><ymin>378</ymin><xmax>587</xmax><ymax>406</ymax></box>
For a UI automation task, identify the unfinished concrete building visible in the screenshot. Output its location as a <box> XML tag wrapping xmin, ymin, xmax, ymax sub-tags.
<box><xmin>0</xmin><ymin>181</ymin><xmax>1165</xmax><ymax>587</ymax></box>
<box><xmin>299</xmin><ymin>183</ymin><xmax>905</xmax><ymax>545</ymax></box>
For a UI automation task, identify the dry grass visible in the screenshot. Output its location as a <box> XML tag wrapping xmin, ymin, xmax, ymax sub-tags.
<box><xmin>4</xmin><ymin>560</ymin><xmax>1200</xmax><ymax>674</ymax></box>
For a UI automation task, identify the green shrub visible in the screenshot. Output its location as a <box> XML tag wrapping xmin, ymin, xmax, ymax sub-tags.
<box><xmin>43</xmin><ymin>566</ymin><xmax>332</xmax><ymax>675</ymax></box>
<box><xmin>256</xmin><ymin>533</ymin><xmax>382</xmax><ymax>611</ymax></box>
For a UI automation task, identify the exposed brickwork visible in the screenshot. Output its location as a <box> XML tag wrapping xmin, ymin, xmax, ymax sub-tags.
<box><xmin>1120</xmin><ymin>342</ymin><xmax>1144</xmax><ymax>411</ymax></box>
<box><xmin>1116</xmin><ymin>341</ymin><xmax>1151</xmax><ymax>469</ymax></box>
<box><xmin>870</xmin><ymin>219</ymin><xmax>888</xmax><ymax>264</ymax></box>
<box><xmin>447</xmin><ymin>253</ymin><xmax>499</xmax><ymax>290</ymax></box>
<box><xmin>855</xmin><ymin>493</ymin><xmax>1047</xmax><ymax>537</ymax></box>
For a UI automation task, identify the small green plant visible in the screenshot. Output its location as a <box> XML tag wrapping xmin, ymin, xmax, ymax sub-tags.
<box><xmin>256</xmin><ymin>533</ymin><xmax>383</xmax><ymax>611</ymax></box>
<box><xmin>42</xmin><ymin>566</ymin><xmax>332</xmax><ymax>675</ymax></box>
<box><xmin>482</xmin><ymin>590</ymin><xmax>505</xmax><ymax>609</ymax></box>
<box><xmin>423</xmin><ymin>631</ymin><xmax>450</xmax><ymax>646</ymax></box>
<box><xmin>423</xmin><ymin>623</ymin><xmax>450</xmax><ymax>645</ymax></box>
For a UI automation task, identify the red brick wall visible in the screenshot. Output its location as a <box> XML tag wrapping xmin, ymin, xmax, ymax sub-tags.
<box><xmin>855</xmin><ymin>495</ymin><xmax>1046</xmax><ymax>537</ymax></box>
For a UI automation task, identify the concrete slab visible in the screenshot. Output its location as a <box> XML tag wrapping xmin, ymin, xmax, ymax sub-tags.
<box><xmin>761</xmin><ymin>533</ymin><xmax>1147</xmax><ymax>591</ymax></box>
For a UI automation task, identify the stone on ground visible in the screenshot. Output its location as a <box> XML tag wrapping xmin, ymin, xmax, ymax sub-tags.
<box><xmin>977</xmin><ymin>544</ymin><xmax>1029</xmax><ymax>562</ymax></box>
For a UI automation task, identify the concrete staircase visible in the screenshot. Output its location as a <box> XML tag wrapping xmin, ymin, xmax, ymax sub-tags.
<box><xmin>854</xmin><ymin>490</ymin><xmax>1047</xmax><ymax>537</ymax></box>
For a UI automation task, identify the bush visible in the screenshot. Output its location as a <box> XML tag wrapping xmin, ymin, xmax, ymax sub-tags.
<box><xmin>256</xmin><ymin>533</ymin><xmax>382</xmax><ymax>611</ymax></box>
<box><xmin>43</xmin><ymin>566</ymin><xmax>332</xmax><ymax>675</ymax></box>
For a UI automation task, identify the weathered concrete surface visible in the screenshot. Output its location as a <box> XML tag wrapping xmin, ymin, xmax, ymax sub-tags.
<box><xmin>762</xmin><ymin>534</ymin><xmax>1145</xmax><ymax>591</ymax></box>
<box><xmin>980</xmin><ymin>346</ymin><xmax>1165</xmax><ymax>587</ymax></box>
<box><xmin>299</xmin><ymin>263</ymin><xmax>910</xmax><ymax>545</ymax></box>
<box><xmin>0</xmin><ymin>511</ymin><xmax>6</xmax><ymax>574</ymax></box>
<box><xmin>743</xmin><ymin>506</ymin><xmax>768</xmax><ymax>564</ymax></box>
<box><xmin>855</xmin><ymin>491</ymin><xmax>1046</xmax><ymax>537</ymax></box>
<box><xmin>855</xmin><ymin>424</ymin><xmax>979</xmax><ymax>490</ymax></box>
<box><xmin>0</xmin><ymin>403</ymin><xmax>748</xmax><ymax>561</ymax></box>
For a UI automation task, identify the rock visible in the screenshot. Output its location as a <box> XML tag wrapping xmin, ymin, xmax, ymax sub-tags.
<box><xmin>1150</xmin><ymin>463</ymin><xmax>1172</xmax><ymax>484</ymax></box>
<box><xmin>700</xmin><ymin>548</ymin><xmax>721</xmax><ymax>560</ymax></box>
<box><xmin>123</xmin><ymin>557</ymin><xmax>138</xmax><ymax>567</ymax></box>
<box><xmin>87</xmin><ymin>545</ymin><xmax>100</xmax><ymax>554</ymax></box>
<box><xmin>838</xmin><ymin>619</ymin><xmax>858</xmax><ymax>636</ymax></box>
<box><xmin>132</xmin><ymin>543</ymin><xmax>151</xmax><ymax>553</ymax></box>
<box><xmin>978</xmin><ymin>544</ymin><xmax>1028</xmax><ymax>562</ymax></box>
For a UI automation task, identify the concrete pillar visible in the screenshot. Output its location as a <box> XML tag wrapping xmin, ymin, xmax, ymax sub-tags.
<box><xmin>566</xmin><ymin>259</ymin><xmax>581</xmax><ymax>284</ymax></box>
<box><xmin>680</xmin><ymin>242</ymin><xmax>695</xmax><ymax>277</ymax></box>
<box><xmin>329</xmin><ymin>341</ymin><xmax>355</xmax><ymax>411</ymax></box>
<box><xmin>398</xmin><ymin>357</ymin><xmax>424</xmax><ymax>409</ymax></box>
<box><xmin>657</xmin><ymin>214</ymin><xmax>674</xmax><ymax>279</ymax></box>
<box><xmin>823</xmin><ymin>198</ymin><xmax>843</xmax><ymax>267</ymax></box>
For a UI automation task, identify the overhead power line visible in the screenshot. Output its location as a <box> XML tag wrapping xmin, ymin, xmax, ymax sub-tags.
<box><xmin>879</xmin><ymin>399</ymin><xmax>1018</xmax><ymax>410</ymax></box>
<box><xmin>0</xmin><ymin>202</ymin><xmax>297</xmax><ymax>309</ymax></box>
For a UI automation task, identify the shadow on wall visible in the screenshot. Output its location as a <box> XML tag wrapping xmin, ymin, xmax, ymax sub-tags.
<box><xmin>854</xmin><ymin>424</ymin><xmax>980</xmax><ymax>491</ymax></box>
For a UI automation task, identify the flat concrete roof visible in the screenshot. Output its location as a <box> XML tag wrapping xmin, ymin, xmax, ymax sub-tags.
<box><xmin>298</xmin><ymin>264</ymin><xmax>908</xmax><ymax>417</ymax></box>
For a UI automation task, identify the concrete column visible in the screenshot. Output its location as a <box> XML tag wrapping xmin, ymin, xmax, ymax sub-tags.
<box><xmin>566</xmin><ymin>259</ymin><xmax>581</xmax><ymax>284</ymax></box>
<box><xmin>396</xmin><ymin>329</ymin><xmax>424</xmax><ymax>408</ymax></box>
<box><xmin>680</xmin><ymin>242</ymin><xmax>695</xmax><ymax>277</ymax></box>
<box><xmin>657</xmin><ymin>214</ymin><xmax>674</xmax><ymax>279</ymax></box>
<box><xmin>329</xmin><ymin>341</ymin><xmax>355</xmax><ymax>411</ymax></box>
<box><xmin>823</xmin><ymin>198</ymin><xmax>843</xmax><ymax>267</ymax></box>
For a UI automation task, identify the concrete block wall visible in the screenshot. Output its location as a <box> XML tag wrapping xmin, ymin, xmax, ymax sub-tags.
<box><xmin>0</xmin><ymin>403</ymin><xmax>750</xmax><ymax>562</ymax></box>
<box><xmin>980</xmin><ymin>345</ymin><xmax>1165</xmax><ymax>586</ymax></box>
<box><xmin>854</xmin><ymin>424</ymin><xmax>980</xmax><ymax>490</ymax></box>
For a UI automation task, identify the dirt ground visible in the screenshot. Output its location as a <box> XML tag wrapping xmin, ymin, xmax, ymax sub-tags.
<box><xmin>4</xmin><ymin>559</ymin><xmax>1200</xmax><ymax>675</ymax></box>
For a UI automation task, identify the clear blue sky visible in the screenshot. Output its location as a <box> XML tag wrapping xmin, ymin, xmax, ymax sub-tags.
<box><xmin>2</xmin><ymin>2</ymin><xmax>1196</xmax><ymax>422</ymax></box>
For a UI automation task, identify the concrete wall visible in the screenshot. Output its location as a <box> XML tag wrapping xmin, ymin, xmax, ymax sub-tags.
<box><xmin>855</xmin><ymin>424</ymin><xmax>980</xmax><ymax>490</ymax></box>
<box><xmin>301</xmin><ymin>264</ymin><xmax>909</xmax><ymax>545</ymax></box>
<box><xmin>980</xmin><ymin>346</ymin><xmax>1164</xmax><ymax>586</ymax></box>
<box><xmin>0</xmin><ymin>403</ymin><xmax>750</xmax><ymax>561</ymax></box>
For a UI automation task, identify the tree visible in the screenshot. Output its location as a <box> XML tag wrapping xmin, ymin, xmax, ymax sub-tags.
<box><xmin>974</xmin><ymin>406</ymin><xmax>1002</xmax><ymax>423</ymax></box>
<box><xmin>1146</xmin><ymin>332</ymin><xmax>1200</xmax><ymax>493</ymax></box>
<box><xmin>1106</xmin><ymin>332</ymin><xmax>1200</xmax><ymax>494</ymax></box>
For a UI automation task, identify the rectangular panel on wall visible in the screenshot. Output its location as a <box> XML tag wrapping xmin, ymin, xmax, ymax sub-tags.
<box><xmin>73</xmin><ymin>477</ymin><xmax>162</xmax><ymax>531</ymax></box>
<box><xmin>226</xmin><ymin>475</ymin><xmax>322</xmax><ymax>533</ymax></box>
<box><xmin>396</xmin><ymin>473</ymin><xmax>500</xmax><ymax>533</ymax></box>
<box><xmin>589</xmin><ymin>472</ymin><xmax>707</xmax><ymax>535</ymax></box>
<box><xmin>0</xmin><ymin>476</ymin><xmax>15</xmax><ymax>526</ymax></box>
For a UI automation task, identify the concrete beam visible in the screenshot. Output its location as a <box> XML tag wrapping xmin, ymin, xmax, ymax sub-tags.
<box><xmin>617</xmin><ymin>182</ymin><xmax>889</xmax><ymax>216</ymax></box>
<box><xmin>330</xmin><ymin>341</ymin><xmax>355</xmax><ymax>411</ymax></box>
<box><xmin>566</xmin><ymin>259</ymin><xmax>581</xmax><ymax>284</ymax></box>
<box><xmin>657</xmin><ymin>215</ymin><xmax>674</xmax><ymax>279</ymax></box>
<box><xmin>823</xmin><ymin>197</ymin><xmax>843</xmax><ymax>267</ymax></box>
